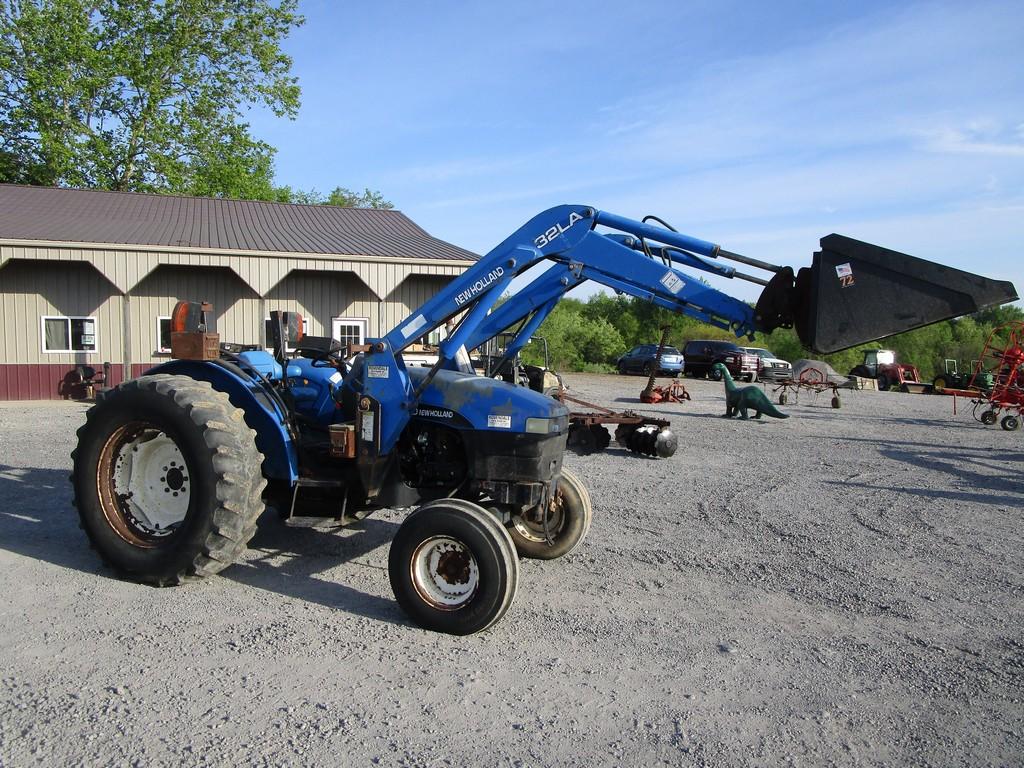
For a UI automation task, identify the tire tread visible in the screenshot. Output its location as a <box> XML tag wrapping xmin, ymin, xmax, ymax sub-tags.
<box><xmin>71</xmin><ymin>374</ymin><xmax>266</xmax><ymax>586</ymax></box>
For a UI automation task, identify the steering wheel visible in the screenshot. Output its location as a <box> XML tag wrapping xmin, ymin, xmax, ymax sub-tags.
<box><xmin>293</xmin><ymin>341</ymin><xmax>347</xmax><ymax>371</ymax></box>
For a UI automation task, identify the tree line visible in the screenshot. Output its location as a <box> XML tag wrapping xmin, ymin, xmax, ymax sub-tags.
<box><xmin>516</xmin><ymin>292</ymin><xmax>1024</xmax><ymax>380</ymax></box>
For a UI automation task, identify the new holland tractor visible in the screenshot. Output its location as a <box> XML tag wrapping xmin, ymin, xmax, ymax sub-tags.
<box><xmin>71</xmin><ymin>206</ymin><xmax>1017</xmax><ymax>634</ymax></box>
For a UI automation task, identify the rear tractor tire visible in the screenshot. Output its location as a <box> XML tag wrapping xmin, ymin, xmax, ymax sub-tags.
<box><xmin>71</xmin><ymin>374</ymin><xmax>266</xmax><ymax>586</ymax></box>
<box><xmin>508</xmin><ymin>468</ymin><xmax>593</xmax><ymax>560</ymax></box>
<box><xmin>389</xmin><ymin>499</ymin><xmax>518</xmax><ymax>635</ymax></box>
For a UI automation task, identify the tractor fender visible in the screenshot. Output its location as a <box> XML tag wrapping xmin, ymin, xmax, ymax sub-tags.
<box><xmin>145</xmin><ymin>359</ymin><xmax>298</xmax><ymax>484</ymax></box>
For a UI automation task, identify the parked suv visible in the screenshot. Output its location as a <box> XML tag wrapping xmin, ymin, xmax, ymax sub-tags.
<box><xmin>743</xmin><ymin>347</ymin><xmax>793</xmax><ymax>381</ymax></box>
<box><xmin>616</xmin><ymin>344</ymin><xmax>684</xmax><ymax>376</ymax></box>
<box><xmin>682</xmin><ymin>340</ymin><xmax>759</xmax><ymax>381</ymax></box>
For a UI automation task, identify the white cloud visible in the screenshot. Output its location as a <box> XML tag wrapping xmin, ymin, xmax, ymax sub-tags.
<box><xmin>919</xmin><ymin>125</ymin><xmax>1024</xmax><ymax>157</ymax></box>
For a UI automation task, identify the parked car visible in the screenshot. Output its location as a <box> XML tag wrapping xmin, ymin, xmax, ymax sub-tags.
<box><xmin>616</xmin><ymin>344</ymin><xmax>684</xmax><ymax>376</ymax></box>
<box><xmin>682</xmin><ymin>340</ymin><xmax>759</xmax><ymax>381</ymax></box>
<box><xmin>743</xmin><ymin>347</ymin><xmax>793</xmax><ymax>381</ymax></box>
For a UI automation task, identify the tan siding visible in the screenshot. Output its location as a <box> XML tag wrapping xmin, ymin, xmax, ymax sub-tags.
<box><xmin>380</xmin><ymin>275</ymin><xmax>456</xmax><ymax>335</ymax></box>
<box><xmin>0</xmin><ymin>242</ymin><xmax>472</xmax><ymax>373</ymax></box>
<box><xmin>265</xmin><ymin>270</ymin><xmax>377</xmax><ymax>337</ymax></box>
<box><xmin>0</xmin><ymin>259</ymin><xmax>123</xmax><ymax>365</ymax></box>
<box><xmin>129</xmin><ymin>265</ymin><xmax>261</xmax><ymax>364</ymax></box>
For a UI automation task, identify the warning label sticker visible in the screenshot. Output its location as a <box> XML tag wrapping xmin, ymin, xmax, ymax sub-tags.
<box><xmin>361</xmin><ymin>412</ymin><xmax>374</xmax><ymax>441</ymax></box>
<box><xmin>487</xmin><ymin>414</ymin><xmax>512</xmax><ymax>429</ymax></box>
<box><xmin>367</xmin><ymin>365</ymin><xmax>389</xmax><ymax>378</ymax></box>
<box><xmin>660</xmin><ymin>270</ymin><xmax>685</xmax><ymax>294</ymax></box>
<box><xmin>401</xmin><ymin>314</ymin><xmax>428</xmax><ymax>340</ymax></box>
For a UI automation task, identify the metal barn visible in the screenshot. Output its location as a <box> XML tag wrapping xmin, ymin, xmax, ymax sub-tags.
<box><xmin>0</xmin><ymin>184</ymin><xmax>477</xmax><ymax>399</ymax></box>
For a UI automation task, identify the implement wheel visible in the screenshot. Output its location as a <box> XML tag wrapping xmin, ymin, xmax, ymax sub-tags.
<box><xmin>71</xmin><ymin>375</ymin><xmax>266</xmax><ymax>585</ymax></box>
<box><xmin>389</xmin><ymin>499</ymin><xmax>518</xmax><ymax>635</ymax></box>
<box><xmin>567</xmin><ymin>422</ymin><xmax>598</xmax><ymax>454</ymax></box>
<box><xmin>508</xmin><ymin>468</ymin><xmax>593</xmax><ymax>560</ymax></box>
<box><xmin>1001</xmin><ymin>414</ymin><xmax>1020</xmax><ymax>431</ymax></box>
<box><xmin>981</xmin><ymin>410</ymin><xmax>998</xmax><ymax>426</ymax></box>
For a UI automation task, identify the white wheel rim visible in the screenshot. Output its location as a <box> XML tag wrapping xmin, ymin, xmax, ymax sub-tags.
<box><xmin>410</xmin><ymin>536</ymin><xmax>479</xmax><ymax>610</ymax></box>
<box><xmin>111</xmin><ymin>429</ymin><xmax>190</xmax><ymax>537</ymax></box>
<box><xmin>512</xmin><ymin>504</ymin><xmax>565</xmax><ymax>544</ymax></box>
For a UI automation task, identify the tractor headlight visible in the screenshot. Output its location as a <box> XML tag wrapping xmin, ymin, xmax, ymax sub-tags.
<box><xmin>525</xmin><ymin>417</ymin><xmax>559</xmax><ymax>434</ymax></box>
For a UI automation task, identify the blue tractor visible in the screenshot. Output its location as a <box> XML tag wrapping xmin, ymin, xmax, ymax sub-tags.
<box><xmin>71</xmin><ymin>206</ymin><xmax>1017</xmax><ymax>634</ymax></box>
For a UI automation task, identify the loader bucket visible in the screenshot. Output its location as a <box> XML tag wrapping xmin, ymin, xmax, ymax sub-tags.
<box><xmin>790</xmin><ymin>234</ymin><xmax>1018</xmax><ymax>354</ymax></box>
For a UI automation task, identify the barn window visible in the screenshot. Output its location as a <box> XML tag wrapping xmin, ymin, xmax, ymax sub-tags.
<box><xmin>331</xmin><ymin>317</ymin><xmax>368</xmax><ymax>349</ymax></box>
<box><xmin>42</xmin><ymin>316</ymin><xmax>97</xmax><ymax>353</ymax></box>
<box><xmin>157</xmin><ymin>316</ymin><xmax>171</xmax><ymax>353</ymax></box>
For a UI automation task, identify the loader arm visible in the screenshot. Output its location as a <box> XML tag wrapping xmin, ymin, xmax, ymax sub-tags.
<box><xmin>354</xmin><ymin>204</ymin><xmax>1017</xmax><ymax>489</ymax></box>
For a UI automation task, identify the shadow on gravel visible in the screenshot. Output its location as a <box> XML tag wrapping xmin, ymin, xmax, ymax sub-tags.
<box><xmin>226</xmin><ymin>513</ymin><xmax>406</xmax><ymax>626</ymax></box>
<box><xmin>797</xmin><ymin>412</ymin><xmax>970</xmax><ymax>428</ymax></box>
<box><xmin>0</xmin><ymin>464</ymin><xmax>105</xmax><ymax>575</ymax></box>
<box><xmin>0</xmin><ymin>464</ymin><xmax>406</xmax><ymax>626</ymax></box>
<box><xmin>821</xmin><ymin>439</ymin><xmax>1024</xmax><ymax>506</ymax></box>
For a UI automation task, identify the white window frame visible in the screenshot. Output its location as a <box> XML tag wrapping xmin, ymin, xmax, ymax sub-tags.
<box><xmin>265</xmin><ymin>316</ymin><xmax>309</xmax><ymax>353</ymax></box>
<box><xmin>41</xmin><ymin>315</ymin><xmax>98</xmax><ymax>354</ymax></box>
<box><xmin>156</xmin><ymin>315</ymin><xmax>172</xmax><ymax>354</ymax></box>
<box><xmin>331</xmin><ymin>317</ymin><xmax>369</xmax><ymax>348</ymax></box>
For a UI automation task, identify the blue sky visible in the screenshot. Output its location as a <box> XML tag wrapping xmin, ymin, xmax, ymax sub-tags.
<box><xmin>251</xmin><ymin>0</ymin><xmax>1023</xmax><ymax>305</ymax></box>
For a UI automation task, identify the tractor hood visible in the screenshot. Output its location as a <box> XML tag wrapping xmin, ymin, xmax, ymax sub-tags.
<box><xmin>407</xmin><ymin>367</ymin><xmax>569</xmax><ymax>434</ymax></box>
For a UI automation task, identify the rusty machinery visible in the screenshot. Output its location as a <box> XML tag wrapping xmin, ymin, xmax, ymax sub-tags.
<box><xmin>969</xmin><ymin>321</ymin><xmax>1024</xmax><ymax>431</ymax></box>
<box><xmin>771</xmin><ymin>365</ymin><xmax>845</xmax><ymax>409</ymax></box>
<box><xmin>558</xmin><ymin>389</ymin><xmax>678</xmax><ymax>457</ymax></box>
<box><xmin>640</xmin><ymin>326</ymin><xmax>691</xmax><ymax>404</ymax></box>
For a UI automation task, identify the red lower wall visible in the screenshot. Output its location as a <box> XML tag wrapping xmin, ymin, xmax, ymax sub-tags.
<box><xmin>0</xmin><ymin>363</ymin><xmax>154</xmax><ymax>400</ymax></box>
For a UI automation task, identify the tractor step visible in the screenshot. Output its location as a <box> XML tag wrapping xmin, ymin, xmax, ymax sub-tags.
<box><xmin>284</xmin><ymin>516</ymin><xmax>346</xmax><ymax>528</ymax></box>
<box><xmin>287</xmin><ymin>477</ymin><xmax>354</xmax><ymax>525</ymax></box>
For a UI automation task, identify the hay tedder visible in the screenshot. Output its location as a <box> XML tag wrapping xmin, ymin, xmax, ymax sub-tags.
<box><xmin>970</xmin><ymin>321</ymin><xmax>1024</xmax><ymax>431</ymax></box>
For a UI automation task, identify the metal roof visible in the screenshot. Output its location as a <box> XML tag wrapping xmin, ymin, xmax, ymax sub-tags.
<box><xmin>0</xmin><ymin>184</ymin><xmax>478</xmax><ymax>262</ymax></box>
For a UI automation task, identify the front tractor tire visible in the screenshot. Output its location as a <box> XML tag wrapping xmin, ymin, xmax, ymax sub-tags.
<box><xmin>389</xmin><ymin>499</ymin><xmax>519</xmax><ymax>635</ymax></box>
<box><xmin>508</xmin><ymin>468</ymin><xmax>593</xmax><ymax>560</ymax></box>
<box><xmin>71</xmin><ymin>374</ymin><xmax>266</xmax><ymax>586</ymax></box>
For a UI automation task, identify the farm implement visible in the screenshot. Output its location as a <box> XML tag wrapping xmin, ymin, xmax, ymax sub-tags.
<box><xmin>771</xmin><ymin>363</ymin><xmax>848</xmax><ymax>409</ymax></box>
<box><xmin>969</xmin><ymin>321</ymin><xmax>1024</xmax><ymax>431</ymax></box>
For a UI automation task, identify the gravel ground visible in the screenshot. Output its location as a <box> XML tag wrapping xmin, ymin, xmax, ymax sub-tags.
<box><xmin>1</xmin><ymin>374</ymin><xmax>1022</xmax><ymax>767</ymax></box>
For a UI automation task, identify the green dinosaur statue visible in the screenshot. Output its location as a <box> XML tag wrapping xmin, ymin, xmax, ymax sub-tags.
<box><xmin>712</xmin><ymin>363</ymin><xmax>789</xmax><ymax>420</ymax></box>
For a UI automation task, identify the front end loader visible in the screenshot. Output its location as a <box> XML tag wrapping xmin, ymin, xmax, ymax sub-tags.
<box><xmin>71</xmin><ymin>205</ymin><xmax>1017</xmax><ymax>634</ymax></box>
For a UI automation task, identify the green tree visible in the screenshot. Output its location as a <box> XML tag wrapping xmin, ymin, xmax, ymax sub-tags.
<box><xmin>273</xmin><ymin>184</ymin><xmax>395</xmax><ymax>209</ymax></box>
<box><xmin>520</xmin><ymin>300</ymin><xmax>625</xmax><ymax>372</ymax></box>
<box><xmin>0</xmin><ymin>0</ymin><xmax>303</xmax><ymax>196</ymax></box>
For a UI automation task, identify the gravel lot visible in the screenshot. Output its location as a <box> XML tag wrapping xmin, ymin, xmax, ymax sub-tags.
<box><xmin>1</xmin><ymin>374</ymin><xmax>1022</xmax><ymax>767</ymax></box>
